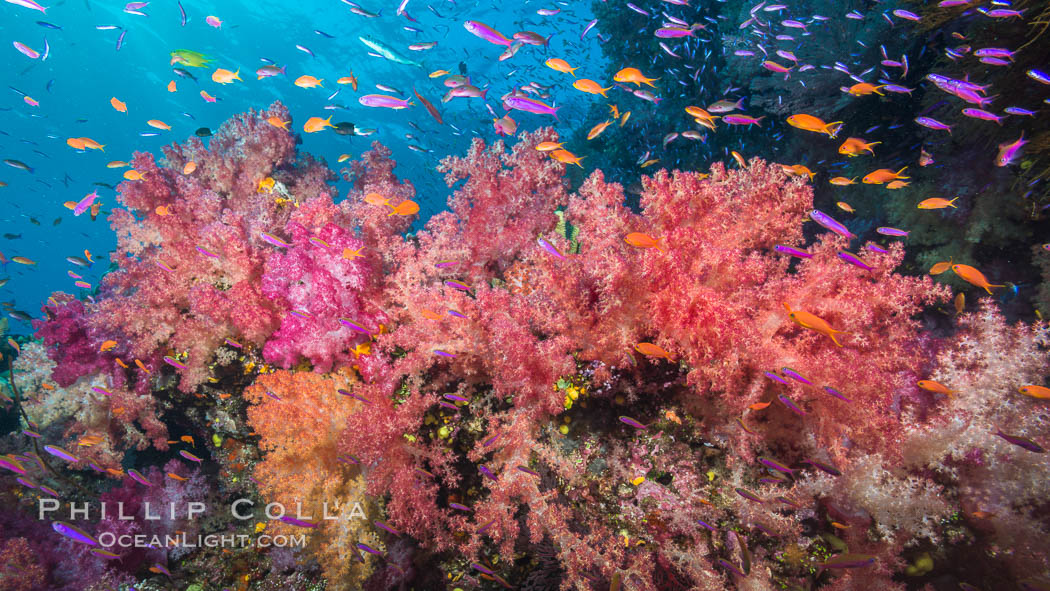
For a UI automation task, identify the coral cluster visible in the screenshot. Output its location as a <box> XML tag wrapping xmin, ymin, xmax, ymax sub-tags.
<box><xmin>5</xmin><ymin>104</ymin><xmax>1047</xmax><ymax>590</ymax></box>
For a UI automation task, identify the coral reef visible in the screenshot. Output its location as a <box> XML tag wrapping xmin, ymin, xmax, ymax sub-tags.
<box><xmin>9</xmin><ymin>102</ymin><xmax>1048</xmax><ymax>591</ymax></box>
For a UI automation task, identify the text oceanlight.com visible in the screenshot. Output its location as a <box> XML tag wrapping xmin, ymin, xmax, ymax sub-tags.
<box><xmin>96</xmin><ymin>532</ymin><xmax>307</xmax><ymax>549</ymax></box>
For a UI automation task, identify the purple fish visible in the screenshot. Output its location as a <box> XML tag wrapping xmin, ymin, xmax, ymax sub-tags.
<box><xmin>517</xmin><ymin>465</ymin><xmax>540</xmax><ymax>477</ymax></box>
<box><xmin>626</xmin><ymin>2</ymin><xmax>650</xmax><ymax>16</ymax></box>
<box><xmin>803</xmin><ymin>459</ymin><xmax>841</xmax><ymax>476</ymax></box>
<box><xmin>537</xmin><ymin>236</ymin><xmax>566</xmax><ymax>259</ymax></box>
<box><xmin>463</xmin><ymin>20</ymin><xmax>511</xmax><ymax>45</ymax></box>
<box><xmin>1027</xmin><ymin>69</ymin><xmax>1050</xmax><ymax>85</ymax></box>
<box><xmin>764</xmin><ymin>371</ymin><xmax>787</xmax><ymax>384</ymax></box>
<box><xmin>447</xmin><ymin>309</ymin><xmax>468</xmax><ymax>319</ymax></box>
<box><xmin>1004</xmin><ymin>107</ymin><xmax>1036</xmax><ymax>117</ymax></box>
<box><xmin>717</xmin><ymin>559</ymin><xmax>746</xmax><ymax>577</ymax></box>
<box><xmin>778</xmin><ymin>394</ymin><xmax>806</xmax><ymax>416</ymax></box>
<box><xmin>444</xmin><ymin>280</ymin><xmax>471</xmax><ymax>291</ymax></box>
<box><xmin>962</xmin><ymin>108</ymin><xmax>1006</xmax><ymax>124</ymax></box>
<box><xmin>838</xmin><ymin>252</ymin><xmax>872</xmax><ymax>270</ymax></box>
<box><xmin>92</xmin><ymin>386</ymin><xmax>112</xmax><ymax>396</ymax></box>
<box><xmin>357</xmin><ymin>542</ymin><xmax>383</xmax><ymax>555</ymax></box>
<box><xmin>891</xmin><ymin>9</ymin><xmax>920</xmax><ymax>21</ymax></box>
<box><xmin>163</xmin><ymin>355</ymin><xmax>187</xmax><ymax>370</ymax></box>
<box><xmin>338</xmin><ymin>318</ymin><xmax>371</xmax><ymax>333</ymax></box>
<box><xmin>0</xmin><ymin>457</ymin><xmax>27</xmax><ymax>475</ymax></box>
<box><xmin>776</xmin><ymin>496</ymin><xmax>801</xmax><ymax>508</ymax></box>
<box><xmin>444</xmin><ymin>393</ymin><xmax>469</xmax><ymax>402</ymax></box>
<box><xmin>483</xmin><ymin>433</ymin><xmax>500</xmax><ymax>448</ymax></box>
<box><xmin>809</xmin><ymin>210</ymin><xmax>855</xmax><ymax>239</ymax></box>
<box><xmin>822</xmin><ymin>386</ymin><xmax>852</xmax><ymax>402</ymax></box>
<box><xmin>265</xmin><ymin>390</ymin><xmax>282</xmax><ymax>401</ymax></box>
<box><xmin>128</xmin><ymin>468</ymin><xmax>152</xmax><ymax>486</ymax></box>
<box><xmin>73</xmin><ymin>190</ymin><xmax>99</xmax><ymax>216</ymax></box>
<box><xmin>866</xmin><ymin>244</ymin><xmax>890</xmax><ymax>254</ymax></box>
<box><xmin>696</xmin><ymin>518</ymin><xmax>717</xmax><ymax>532</ymax></box>
<box><xmin>260</xmin><ymin>231</ymin><xmax>291</xmax><ymax>247</ymax></box>
<box><xmin>53</xmin><ymin>522</ymin><xmax>99</xmax><ymax>546</ymax></box>
<box><xmin>504</xmin><ymin>96</ymin><xmax>560</xmax><ymax>119</ymax></box>
<box><xmin>994</xmin><ymin>429</ymin><xmax>1045</xmax><ymax>453</ymax></box>
<box><xmin>16</xmin><ymin>477</ymin><xmax>36</xmax><ymax>489</ymax></box>
<box><xmin>374</xmin><ymin>520</ymin><xmax>401</xmax><ymax>536</ymax></box>
<box><xmin>915</xmin><ymin>116</ymin><xmax>952</xmax><ymax>133</ymax></box>
<box><xmin>581</xmin><ymin>18</ymin><xmax>597</xmax><ymax>40</ymax></box>
<box><xmin>433</xmin><ymin>349</ymin><xmax>456</xmax><ymax>358</ymax></box>
<box><xmin>180</xmin><ymin>450</ymin><xmax>202</xmax><ymax>463</ymax></box>
<box><xmin>758</xmin><ymin>457</ymin><xmax>794</xmax><ymax>474</ymax></box>
<box><xmin>478</xmin><ymin>519</ymin><xmax>496</xmax><ymax>534</ymax></box>
<box><xmin>735</xmin><ymin>487</ymin><xmax>763</xmax><ymax>503</ymax></box>
<box><xmin>196</xmin><ymin>245</ymin><xmax>219</xmax><ymax>258</ymax></box>
<box><xmin>449</xmin><ymin>502</ymin><xmax>472</xmax><ymax>511</ymax></box>
<box><xmin>43</xmin><ymin>445</ymin><xmax>78</xmax><ymax>463</ymax></box>
<box><xmin>655</xmin><ymin>27</ymin><xmax>694</xmax><ymax>38</ymax></box>
<box><xmin>281</xmin><ymin>516</ymin><xmax>318</xmax><ymax>528</ymax></box>
<box><xmin>359</xmin><ymin>94</ymin><xmax>412</xmax><ymax>109</ymax></box>
<box><xmin>780</xmin><ymin>367</ymin><xmax>811</xmax><ymax>385</ymax></box>
<box><xmin>40</xmin><ymin>485</ymin><xmax>60</xmax><ymax>498</ymax></box>
<box><xmin>338</xmin><ymin>388</ymin><xmax>372</xmax><ymax>405</ymax></box>
<box><xmin>774</xmin><ymin>245</ymin><xmax>812</xmax><ymax>259</ymax></box>
<box><xmin>23</xmin><ymin>429</ymin><xmax>41</xmax><ymax>438</ymax></box>
<box><xmin>876</xmin><ymin>227</ymin><xmax>909</xmax><ymax>237</ymax></box>
<box><xmin>472</xmin><ymin>563</ymin><xmax>496</xmax><ymax>576</ymax></box>
<box><xmin>619</xmin><ymin>416</ymin><xmax>647</xmax><ymax>429</ymax></box>
<box><xmin>479</xmin><ymin>465</ymin><xmax>497</xmax><ymax>481</ymax></box>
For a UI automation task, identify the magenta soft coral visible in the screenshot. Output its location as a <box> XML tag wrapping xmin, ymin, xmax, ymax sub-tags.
<box><xmin>260</xmin><ymin>197</ymin><xmax>385</xmax><ymax>371</ymax></box>
<box><xmin>34</xmin><ymin>101</ymin><xmax>347</xmax><ymax>391</ymax></box>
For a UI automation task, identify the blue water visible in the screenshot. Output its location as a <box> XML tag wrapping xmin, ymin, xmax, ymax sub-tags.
<box><xmin>0</xmin><ymin>0</ymin><xmax>605</xmax><ymax>329</ymax></box>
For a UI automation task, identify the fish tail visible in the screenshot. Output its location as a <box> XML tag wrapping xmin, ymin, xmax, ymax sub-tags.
<box><xmin>755</xmin><ymin>116</ymin><xmax>764</xmax><ymax>127</ymax></box>
<box><xmin>829</xmin><ymin>331</ymin><xmax>843</xmax><ymax>347</ymax></box>
<box><xmin>896</xmin><ymin>166</ymin><xmax>909</xmax><ymax>178</ymax></box>
<box><xmin>826</xmin><ymin>121</ymin><xmax>844</xmax><ymax>138</ymax></box>
<box><xmin>986</xmin><ymin>284</ymin><xmax>1005</xmax><ymax>294</ymax></box>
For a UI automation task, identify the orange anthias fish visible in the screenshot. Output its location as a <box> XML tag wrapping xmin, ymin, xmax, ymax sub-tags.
<box><xmin>613</xmin><ymin>67</ymin><xmax>659</xmax><ymax>87</ymax></box>
<box><xmin>838</xmin><ymin>137</ymin><xmax>880</xmax><ymax>157</ymax></box>
<box><xmin>918</xmin><ymin>380</ymin><xmax>953</xmax><ymax>396</ymax></box>
<box><xmin>587</xmin><ymin>120</ymin><xmax>612</xmax><ymax>140</ymax></box>
<box><xmin>303</xmin><ymin>116</ymin><xmax>333</xmax><ymax>133</ymax></box>
<box><xmin>951</xmin><ymin>264</ymin><xmax>1004</xmax><ymax>294</ymax></box>
<box><xmin>99</xmin><ymin>340</ymin><xmax>117</xmax><ymax>352</ymax></box>
<box><xmin>862</xmin><ymin>167</ymin><xmax>909</xmax><ymax>184</ymax></box>
<box><xmin>634</xmin><ymin>342</ymin><xmax>671</xmax><ymax>359</ymax></box>
<box><xmin>544</xmin><ymin>58</ymin><xmax>578</xmax><ymax>76</ymax></box>
<box><xmin>388</xmin><ymin>200</ymin><xmax>420</xmax><ymax>216</ymax></box>
<box><xmin>183</xmin><ymin>162</ymin><xmax>197</xmax><ymax>175</ymax></box>
<box><xmin>830</xmin><ymin>177</ymin><xmax>857</xmax><ymax>187</ymax></box>
<box><xmin>573</xmin><ymin>79</ymin><xmax>612</xmax><ymax>97</ymax></box>
<box><xmin>929</xmin><ymin>259</ymin><xmax>952</xmax><ymax>275</ymax></box>
<box><xmin>624</xmin><ymin>232</ymin><xmax>665</xmax><ymax>251</ymax></box>
<box><xmin>886</xmin><ymin>180</ymin><xmax>910</xmax><ymax>190</ymax></box>
<box><xmin>167</xmin><ymin>80</ymin><xmax>177</xmax><ymax>93</ymax></box>
<box><xmin>266</xmin><ymin>117</ymin><xmax>290</xmax><ymax>130</ymax></box>
<box><xmin>211</xmin><ymin>69</ymin><xmax>241</xmax><ymax>84</ymax></box>
<box><xmin>180</xmin><ymin>435</ymin><xmax>195</xmax><ymax>446</ymax></box>
<box><xmin>782</xmin><ymin>164</ymin><xmax>815</xmax><ymax>179</ymax></box>
<box><xmin>363</xmin><ymin>192</ymin><xmax>389</xmax><ymax>206</ymax></box>
<box><xmin>535</xmin><ymin>141</ymin><xmax>564</xmax><ymax>152</ymax></box>
<box><xmin>917</xmin><ymin>196</ymin><xmax>960</xmax><ymax>210</ymax></box>
<box><xmin>836</xmin><ymin>201</ymin><xmax>855</xmax><ymax>213</ymax></box>
<box><xmin>110</xmin><ymin>97</ymin><xmax>127</xmax><ymax>113</ymax></box>
<box><xmin>550</xmin><ymin>149</ymin><xmax>583</xmax><ymax>168</ymax></box>
<box><xmin>147</xmin><ymin>119</ymin><xmax>171</xmax><ymax>130</ymax></box>
<box><xmin>783</xmin><ymin>302</ymin><xmax>846</xmax><ymax>347</ymax></box>
<box><xmin>1019</xmin><ymin>385</ymin><xmax>1050</xmax><ymax>400</ymax></box>
<box><xmin>847</xmin><ymin>82</ymin><xmax>885</xmax><ymax>96</ymax></box>
<box><xmin>786</xmin><ymin>114</ymin><xmax>843</xmax><ymax>138</ymax></box>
